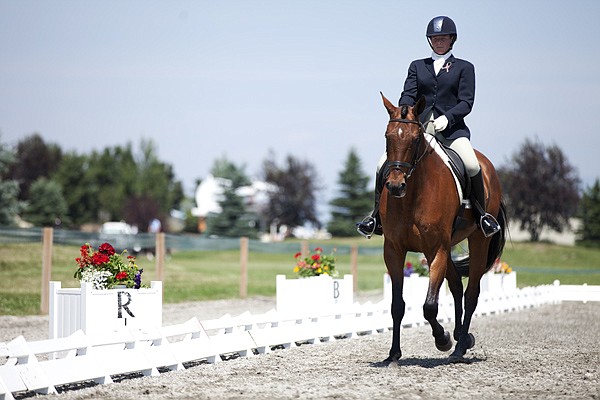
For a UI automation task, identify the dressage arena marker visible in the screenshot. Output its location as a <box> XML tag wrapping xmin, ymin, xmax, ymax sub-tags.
<box><xmin>1</xmin><ymin>282</ymin><xmax>599</xmax><ymax>400</ymax></box>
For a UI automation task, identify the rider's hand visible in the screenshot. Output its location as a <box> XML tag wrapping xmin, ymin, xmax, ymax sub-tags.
<box><xmin>433</xmin><ymin>115</ymin><xmax>448</xmax><ymax>132</ymax></box>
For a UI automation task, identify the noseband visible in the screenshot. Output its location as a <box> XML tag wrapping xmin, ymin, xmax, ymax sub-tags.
<box><xmin>385</xmin><ymin>118</ymin><xmax>427</xmax><ymax>180</ymax></box>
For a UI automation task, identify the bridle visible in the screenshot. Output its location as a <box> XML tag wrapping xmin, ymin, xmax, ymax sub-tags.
<box><xmin>385</xmin><ymin>118</ymin><xmax>430</xmax><ymax>180</ymax></box>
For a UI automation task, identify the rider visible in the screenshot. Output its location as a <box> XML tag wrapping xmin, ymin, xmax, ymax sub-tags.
<box><xmin>357</xmin><ymin>15</ymin><xmax>501</xmax><ymax>238</ymax></box>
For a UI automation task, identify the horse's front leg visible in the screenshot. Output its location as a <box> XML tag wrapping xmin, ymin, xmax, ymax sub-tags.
<box><xmin>383</xmin><ymin>242</ymin><xmax>406</xmax><ymax>364</ymax></box>
<box><xmin>423</xmin><ymin>248</ymin><xmax>453</xmax><ymax>352</ymax></box>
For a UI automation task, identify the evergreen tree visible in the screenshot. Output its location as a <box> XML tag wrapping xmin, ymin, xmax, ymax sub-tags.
<box><xmin>327</xmin><ymin>148</ymin><xmax>372</xmax><ymax>236</ymax></box>
<box><xmin>0</xmin><ymin>138</ymin><xmax>23</xmax><ymax>225</ymax></box>
<box><xmin>576</xmin><ymin>179</ymin><xmax>600</xmax><ymax>247</ymax></box>
<box><xmin>205</xmin><ymin>157</ymin><xmax>258</xmax><ymax>238</ymax></box>
<box><xmin>22</xmin><ymin>177</ymin><xmax>69</xmax><ymax>226</ymax></box>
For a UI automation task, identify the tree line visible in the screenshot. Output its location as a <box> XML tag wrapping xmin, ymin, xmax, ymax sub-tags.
<box><xmin>0</xmin><ymin>133</ymin><xmax>598</xmax><ymax>246</ymax></box>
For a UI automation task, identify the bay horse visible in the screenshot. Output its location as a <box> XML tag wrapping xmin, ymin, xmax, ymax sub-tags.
<box><xmin>379</xmin><ymin>93</ymin><xmax>507</xmax><ymax>363</ymax></box>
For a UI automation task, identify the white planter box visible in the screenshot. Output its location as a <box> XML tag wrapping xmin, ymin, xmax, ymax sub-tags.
<box><xmin>49</xmin><ymin>281</ymin><xmax>163</xmax><ymax>339</ymax></box>
<box><xmin>480</xmin><ymin>271</ymin><xmax>517</xmax><ymax>295</ymax></box>
<box><xmin>384</xmin><ymin>273</ymin><xmax>449</xmax><ymax>305</ymax></box>
<box><xmin>276</xmin><ymin>274</ymin><xmax>353</xmax><ymax>315</ymax></box>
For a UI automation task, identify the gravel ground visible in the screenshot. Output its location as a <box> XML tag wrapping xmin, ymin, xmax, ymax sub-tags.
<box><xmin>1</xmin><ymin>295</ymin><xmax>599</xmax><ymax>400</ymax></box>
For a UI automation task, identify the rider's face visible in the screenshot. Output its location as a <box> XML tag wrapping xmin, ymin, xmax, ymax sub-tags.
<box><xmin>430</xmin><ymin>35</ymin><xmax>453</xmax><ymax>55</ymax></box>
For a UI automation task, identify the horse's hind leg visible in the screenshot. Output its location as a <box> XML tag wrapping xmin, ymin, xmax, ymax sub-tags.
<box><xmin>423</xmin><ymin>248</ymin><xmax>453</xmax><ymax>352</ymax></box>
<box><xmin>450</xmin><ymin>235</ymin><xmax>489</xmax><ymax>361</ymax></box>
<box><xmin>445</xmin><ymin>256</ymin><xmax>464</xmax><ymax>341</ymax></box>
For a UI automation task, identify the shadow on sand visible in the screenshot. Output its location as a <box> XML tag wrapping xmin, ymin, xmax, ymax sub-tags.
<box><xmin>369</xmin><ymin>355</ymin><xmax>485</xmax><ymax>369</ymax></box>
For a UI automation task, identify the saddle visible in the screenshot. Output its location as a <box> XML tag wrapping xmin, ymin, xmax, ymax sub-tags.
<box><xmin>438</xmin><ymin>142</ymin><xmax>470</xmax><ymax>197</ymax></box>
<box><xmin>433</xmin><ymin>139</ymin><xmax>474</xmax><ymax>233</ymax></box>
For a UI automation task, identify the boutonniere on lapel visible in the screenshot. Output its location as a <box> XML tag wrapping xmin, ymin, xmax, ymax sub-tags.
<box><xmin>441</xmin><ymin>62</ymin><xmax>452</xmax><ymax>73</ymax></box>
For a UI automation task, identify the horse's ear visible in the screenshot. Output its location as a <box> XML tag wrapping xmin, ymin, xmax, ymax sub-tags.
<box><xmin>380</xmin><ymin>92</ymin><xmax>396</xmax><ymax>116</ymax></box>
<box><xmin>415</xmin><ymin>96</ymin><xmax>426</xmax><ymax>116</ymax></box>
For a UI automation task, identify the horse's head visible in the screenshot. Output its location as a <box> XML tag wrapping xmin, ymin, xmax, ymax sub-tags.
<box><xmin>381</xmin><ymin>93</ymin><xmax>426</xmax><ymax>198</ymax></box>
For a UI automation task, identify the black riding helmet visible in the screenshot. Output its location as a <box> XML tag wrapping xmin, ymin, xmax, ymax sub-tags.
<box><xmin>426</xmin><ymin>16</ymin><xmax>457</xmax><ymax>51</ymax></box>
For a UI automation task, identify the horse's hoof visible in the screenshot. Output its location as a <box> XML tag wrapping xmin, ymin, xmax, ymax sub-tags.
<box><xmin>435</xmin><ymin>331</ymin><xmax>453</xmax><ymax>352</ymax></box>
<box><xmin>467</xmin><ymin>333</ymin><xmax>476</xmax><ymax>349</ymax></box>
<box><xmin>384</xmin><ymin>351</ymin><xmax>402</xmax><ymax>365</ymax></box>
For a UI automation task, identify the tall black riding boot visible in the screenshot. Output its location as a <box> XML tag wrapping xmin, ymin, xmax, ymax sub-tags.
<box><xmin>356</xmin><ymin>164</ymin><xmax>386</xmax><ymax>239</ymax></box>
<box><xmin>470</xmin><ymin>170</ymin><xmax>501</xmax><ymax>237</ymax></box>
<box><xmin>356</xmin><ymin>188</ymin><xmax>383</xmax><ymax>239</ymax></box>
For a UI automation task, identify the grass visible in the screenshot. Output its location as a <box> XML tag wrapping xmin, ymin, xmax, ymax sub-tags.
<box><xmin>1</xmin><ymin>237</ymin><xmax>599</xmax><ymax>316</ymax></box>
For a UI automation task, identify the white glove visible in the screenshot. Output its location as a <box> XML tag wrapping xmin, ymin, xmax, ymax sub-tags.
<box><xmin>433</xmin><ymin>115</ymin><xmax>448</xmax><ymax>132</ymax></box>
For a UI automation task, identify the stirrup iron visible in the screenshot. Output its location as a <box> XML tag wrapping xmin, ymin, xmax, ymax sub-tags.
<box><xmin>479</xmin><ymin>213</ymin><xmax>500</xmax><ymax>237</ymax></box>
<box><xmin>356</xmin><ymin>216</ymin><xmax>376</xmax><ymax>239</ymax></box>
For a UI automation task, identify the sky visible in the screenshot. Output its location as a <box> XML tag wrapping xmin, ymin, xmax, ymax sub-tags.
<box><xmin>1</xmin><ymin>1</ymin><xmax>599</xmax><ymax>221</ymax></box>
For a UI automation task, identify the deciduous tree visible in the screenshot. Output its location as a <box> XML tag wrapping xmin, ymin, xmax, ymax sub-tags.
<box><xmin>9</xmin><ymin>134</ymin><xmax>62</xmax><ymax>201</ymax></box>
<box><xmin>498</xmin><ymin>137</ymin><xmax>580</xmax><ymax>241</ymax></box>
<box><xmin>262</xmin><ymin>151</ymin><xmax>320</xmax><ymax>232</ymax></box>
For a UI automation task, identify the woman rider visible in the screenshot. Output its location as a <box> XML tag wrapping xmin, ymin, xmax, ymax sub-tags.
<box><xmin>357</xmin><ymin>16</ymin><xmax>500</xmax><ymax>238</ymax></box>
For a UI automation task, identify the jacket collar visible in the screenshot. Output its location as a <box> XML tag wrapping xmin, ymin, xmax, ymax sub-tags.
<box><xmin>426</xmin><ymin>54</ymin><xmax>456</xmax><ymax>77</ymax></box>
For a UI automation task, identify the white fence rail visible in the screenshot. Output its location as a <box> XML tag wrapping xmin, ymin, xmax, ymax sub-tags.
<box><xmin>1</xmin><ymin>282</ymin><xmax>598</xmax><ymax>400</ymax></box>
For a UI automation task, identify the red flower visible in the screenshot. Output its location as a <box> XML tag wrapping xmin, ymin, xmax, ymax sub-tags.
<box><xmin>115</xmin><ymin>271</ymin><xmax>128</xmax><ymax>280</ymax></box>
<box><xmin>314</xmin><ymin>247</ymin><xmax>323</xmax><ymax>252</ymax></box>
<box><xmin>311</xmin><ymin>254</ymin><xmax>320</xmax><ymax>261</ymax></box>
<box><xmin>98</xmin><ymin>243</ymin><xmax>116</xmax><ymax>256</ymax></box>
<box><xmin>92</xmin><ymin>252</ymin><xmax>110</xmax><ymax>266</ymax></box>
<box><xmin>294</xmin><ymin>252</ymin><xmax>302</xmax><ymax>259</ymax></box>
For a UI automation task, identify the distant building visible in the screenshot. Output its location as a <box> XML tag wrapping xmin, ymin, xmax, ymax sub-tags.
<box><xmin>191</xmin><ymin>174</ymin><xmax>274</xmax><ymax>233</ymax></box>
<box><xmin>507</xmin><ymin>218</ymin><xmax>581</xmax><ymax>246</ymax></box>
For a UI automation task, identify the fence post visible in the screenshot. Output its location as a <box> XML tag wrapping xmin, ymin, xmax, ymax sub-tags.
<box><xmin>350</xmin><ymin>244</ymin><xmax>358</xmax><ymax>293</ymax></box>
<box><xmin>301</xmin><ymin>240</ymin><xmax>309</xmax><ymax>256</ymax></box>
<box><xmin>155</xmin><ymin>232</ymin><xmax>165</xmax><ymax>282</ymax></box>
<box><xmin>41</xmin><ymin>227</ymin><xmax>53</xmax><ymax>314</ymax></box>
<box><xmin>240</xmin><ymin>237</ymin><xmax>248</xmax><ymax>298</ymax></box>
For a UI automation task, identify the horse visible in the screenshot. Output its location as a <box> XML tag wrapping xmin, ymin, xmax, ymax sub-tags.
<box><xmin>378</xmin><ymin>93</ymin><xmax>507</xmax><ymax>363</ymax></box>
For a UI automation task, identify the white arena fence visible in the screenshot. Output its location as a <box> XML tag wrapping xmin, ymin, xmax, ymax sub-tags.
<box><xmin>1</xmin><ymin>282</ymin><xmax>599</xmax><ymax>400</ymax></box>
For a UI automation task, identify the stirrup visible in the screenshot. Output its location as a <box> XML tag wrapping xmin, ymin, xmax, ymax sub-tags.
<box><xmin>479</xmin><ymin>213</ymin><xmax>500</xmax><ymax>237</ymax></box>
<box><xmin>356</xmin><ymin>216</ymin><xmax>376</xmax><ymax>239</ymax></box>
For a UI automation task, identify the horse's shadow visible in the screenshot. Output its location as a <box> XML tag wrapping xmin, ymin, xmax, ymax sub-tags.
<box><xmin>369</xmin><ymin>356</ymin><xmax>485</xmax><ymax>369</ymax></box>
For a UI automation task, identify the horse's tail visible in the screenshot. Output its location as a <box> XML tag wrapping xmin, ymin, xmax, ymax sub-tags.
<box><xmin>484</xmin><ymin>200</ymin><xmax>508</xmax><ymax>273</ymax></box>
<box><xmin>451</xmin><ymin>200</ymin><xmax>508</xmax><ymax>277</ymax></box>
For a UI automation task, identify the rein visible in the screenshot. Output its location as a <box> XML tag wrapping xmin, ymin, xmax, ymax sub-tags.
<box><xmin>386</xmin><ymin>118</ymin><xmax>430</xmax><ymax>179</ymax></box>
